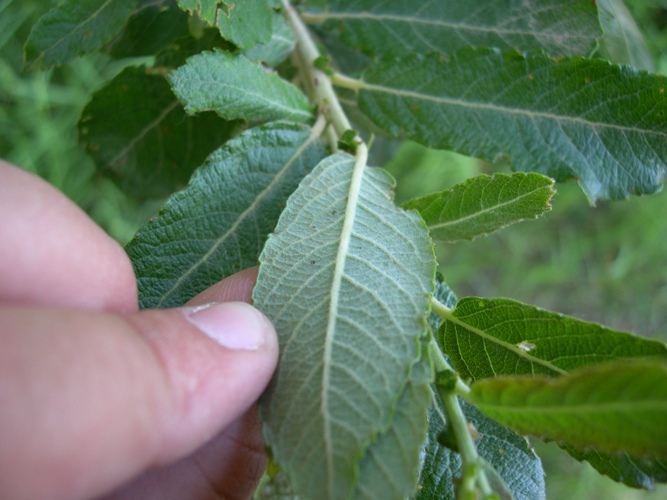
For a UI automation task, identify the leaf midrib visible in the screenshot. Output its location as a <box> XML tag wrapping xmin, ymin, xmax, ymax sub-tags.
<box><xmin>107</xmin><ymin>100</ymin><xmax>179</xmax><ymax>168</ymax></box>
<box><xmin>355</xmin><ymin>80</ymin><xmax>667</xmax><ymax>139</ymax></box>
<box><xmin>188</xmin><ymin>77</ymin><xmax>312</xmax><ymax>120</ymax></box>
<box><xmin>38</xmin><ymin>0</ymin><xmax>118</xmax><ymax>60</ymax></box>
<box><xmin>427</xmin><ymin>183</ymin><xmax>551</xmax><ymax>232</ymax></box>
<box><xmin>446</xmin><ymin>312</ymin><xmax>568</xmax><ymax>376</ymax></box>
<box><xmin>321</xmin><ymin>153</ymin><xmax>367</xmax><ymax>497</ymax></box>
<box><xmin>310</xmin><ymin>11</ymin><xmax>592</xmax><ymax>42</ymax></box>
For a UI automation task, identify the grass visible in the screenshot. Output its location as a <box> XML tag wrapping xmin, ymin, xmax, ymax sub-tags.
<box><xmin>3</xmin><ymin>0</ymin><xmax>667</xmax><ymax>498</ymax></box>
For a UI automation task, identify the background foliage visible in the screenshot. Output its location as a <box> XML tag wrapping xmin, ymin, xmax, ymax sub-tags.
<box><xmin>2</xmin><ymin>0</ymin><xmax>667</xmax><ymax>497</ymax></box>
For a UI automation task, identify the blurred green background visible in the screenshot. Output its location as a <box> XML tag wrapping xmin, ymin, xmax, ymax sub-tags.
<box><xmin>1</xmin><ymin>0</ymin><xmax>667</xmax><ymax>497</ymax></box>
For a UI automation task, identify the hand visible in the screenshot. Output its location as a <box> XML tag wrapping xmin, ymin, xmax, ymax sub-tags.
<box><xmin>0</xmin><ymin>161</ymin><xmax>279</xmax><ymax>500</ymax></box>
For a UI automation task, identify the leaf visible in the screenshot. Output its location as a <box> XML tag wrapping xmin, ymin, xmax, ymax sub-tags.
<box><xmin>175</xmin><ymin>0</ymin><xmax>272</xmax><ymax>47</ymax></box>
<box><xmin>468</xmin><ymin>361</ymin><xmax>667</xmax><ymax>456</ymax></box>
<box><xmin>416</xmin><ymin>391</ymin><xmax>545</xmax><ymax>500</ymax></box>
<box><xmin>126</xmin><ymin>122</ymin><xmax>326</xmax><ymax>308</ymax></box>
<box><xmin>352</xmin><ymin>48</ymin><xmax>667</xmax><ymax>202</ymax></box>
<box><xmin>313</xmin><ymin>0</ymin><xmax>601</xmax><ymax>59</ymax></box>
<box><xmin>216</xmin><ymin>0</ymin><xmax>272</xmax><ymax>48</ymax></box>
<box><xmin>244</xmin><ymin>7</ymin><xmax>296</xmax><ymax>66</ymax></box>
<box><xmin>253</xmin><ymin>153</ymin><xmax>436</xmax><ymax>499</ymax></box>
<box><xmin>24</xmin><ymin>0</ymin><xmax>137</xmax><ymax>70</ymax></box>
<box><xmin>175</xmin><ymin>0</ymin><xmax>221</xmax><ymax>24</ymax></box>
<box><xmin>78</xmin><ymin>66</ymin><xmax>237</xmax><ymax>198</ymax></box>
<box><xmin>440</xmin><ymin>297</ymin><xmax>667</xmax><ymax>382</ymax></box>
<box><xmin>354</xmin><ymin>338</ymin><xmax>432</xmax><ymax>499</ymax></box>
<box><xmin>597</xmin><ymin>0</ymin><xmax>655</xmax><ymax>72</ymax></box>
<box><xmin>559</xmin><ymin>443</ymin><xmax>667</xmax><ymax>490</ymax></box>
<box><xmin>106</xmin><ymin>0</ymin><xmax>190</xmax><ymax>59</ymax></box>
<box><xmin>169</xmin><ymin>50</ymin><xmax>314</xmax><ymax>123</ymax></box>
<box><xmin>403</xmin><ymin>173</ymin><xmax>555</xmax><ymax>243</ymax></box>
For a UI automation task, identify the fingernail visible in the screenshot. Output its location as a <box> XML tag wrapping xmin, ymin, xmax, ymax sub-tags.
<box><xmin>184</xmin><ymin>302</ymin><xmax>271</xmax><ymax>350</ymax></box>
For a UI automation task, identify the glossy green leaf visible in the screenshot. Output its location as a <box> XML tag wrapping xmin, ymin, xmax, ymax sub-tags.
<box><xmin>416</xmin><ymin>391</ymin><xmax>545</xmax><ymax>500</ymax></box>
<box><xmin>253</xmin><ymin>153</ymin><xmax>436</xmax><ymax>499</ymax></box>
<box><xmin>440</xmin><ymin>297</ymin><xmax>667</xmax><ymax>381</ymax></box>
<box><xmin>106</xmin><ymin>0</ymin><xmax>190</xmax><ymax>59</ymax></box>
<box><xmin>314</xmin><ymin>0</ymin><xmax>601</xmax><ymax>59</ymax></box>
<box><xmin>244</xmin><ymin>7</ymin><xmax>296</xmax><ymax>66</ymax></box>
<box><xmin>78</xmin><ymin>66</ymin><xmax>236</xmax><ymax>198</ymax></box>
<box><xmin>597</xmin><ymin>0</ymin><xmax>655</xmax><ymax>72</ymax></box>
<box><xmin>25</xmin><ymin>0</ymin><xmax>136</xmax><ymax>70</ymax></box>
<box><xmin>469</xmin><ymin>361</ymin><xmax>667</xmax><ymax>456</ymax></box>
<box><xmin>352</xmin><ymin>48</ymin><xmax>667</xmax><ymax>202</ymax></box>
<box><xmin>560</xmin><ymin>443</ymin><xmax>667</xmax><ymax>490</ymax></box>
<box><xmin>176</xmin><ymin>0</ymin><xmax>272</xmax><ymax>47</ymax></box>
<box><xmin>403</xmin><ymin>173</ymin><xmax>555</xmax><ymax>243</ymax></box>
<box><xmin>355</xmin><ymin>339</ymin><xmax>432</xmax><ymax>500</ymax></box>
<box><xmin>169</xmin><ymin>50</ymin><xmax>314</xmax><ymax>123</ymax></box>
<box><xmin>126</xmin><ymin>122</ymin><xmax>326</xmax><ymax>308</ymax></box>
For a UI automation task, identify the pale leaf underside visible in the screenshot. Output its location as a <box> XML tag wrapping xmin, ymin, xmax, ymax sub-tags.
<box><xmin>253</xmin><ymin>154</ymin><xmax>435</xmax><ymax>499</ymax></box>
<box><xmin>354</xmin><ymin>48</ymin><xmax>667</xmax><ymax>202</ymax></box>
<box><xmin>318</xmin><ymin>0</ymin><xmax>601</xmax><ymax>58</ymax></box>
<box><xmin>597</xmin><ymin>0</ymin><xmax>655</xmax><ymax>71</ymax></box>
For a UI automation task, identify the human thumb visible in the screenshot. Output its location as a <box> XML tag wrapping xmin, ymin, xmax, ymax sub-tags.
<box><xmin>0</xmin><ymin>301</ymin><xmax>278</xmax><ymax>500</ymax></box>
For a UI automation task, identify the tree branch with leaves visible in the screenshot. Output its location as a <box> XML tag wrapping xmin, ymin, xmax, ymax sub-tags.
<box><xmin>24</xmin><ymin>0</ymin><xmax>667</xmax><ymax>498</ymax></box>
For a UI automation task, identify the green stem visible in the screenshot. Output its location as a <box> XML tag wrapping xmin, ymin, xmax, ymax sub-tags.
<box><xmin>428</xmin><ymin>300</ymin><xmax>492</xmax><ymax>497</ymax></box>
<box><xmin>331</xmin><ymin>72</ymin><xmax>364</xmax><ymax>91</ymax></box>
<box><xmin>430</xmin><ymin>295</ymin><xmax>454</xmax><ymax>318</ymax></box>
<box><xmin>284</xmin><ymin>1</ymin><xmax>354</xmax><ymax>139</ymax></box>
<box><xmin>437</xmin><ymin>382</ymin><xmax>493</xmax><ymax>498</ymax></box>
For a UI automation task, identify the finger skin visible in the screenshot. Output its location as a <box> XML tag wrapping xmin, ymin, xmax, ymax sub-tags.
<box><xmin>0</xmin><ymin>270</ymin><xmax>277</xmax><ymax>500</ymax></box>
<box><xmin>0</xmin><ymin>161</ymin><xmax>137</xmax><ymax>313</ymax></box>
<box><xmin>102</xmin><ymin>268</ymin><xmax>269</xmax><ymax>500</ymax></box>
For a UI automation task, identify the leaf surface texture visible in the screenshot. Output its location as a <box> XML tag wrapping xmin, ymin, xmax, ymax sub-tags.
<box><xmin>79</xmin><ymin>66</ymin><xmax>236</xmax><ymax>198</ymax></box>
<box><xmin>253</xmin><ymin>154</ymin><xmax>435</xmax><ymax>499</ymax></box>
<box><xmin>169</xmin><ymin>50</ymin><xmax>314</xmax><ymax>123</ymax></box>
<box><xmin>176</xmin><ymin>0</ymin><xmax>272</xmax><ymax>46</ymax></box>
<box><xmin>318</xmin><ymin>0</ymin><xmax>601</xmax><ymax>58</ymax></box>
<box><xmin>440</xmin><ymin>297</ymin><xmax>667</xmax><ymax>381</ymax></box>
<box><xmin>354</xmin><ymin>49</ymin><xmax>667</xmax><ymax>202</ymax></box>
<box><xmin>127</xmin><ymin>122</ymin><xmax>325</xmax><ymax>308</ymax></box>
<box><xmin>403</xmin><ymin>173</ymin><xmax>555</xmax><ymax>243</ymax></box>
<box><xmin>25</xmin><ymin>0</ymin><xmax>136</xmax><ymax>70</ymax></box>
